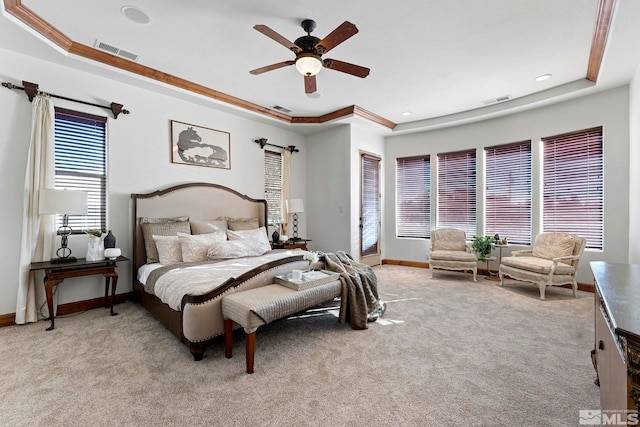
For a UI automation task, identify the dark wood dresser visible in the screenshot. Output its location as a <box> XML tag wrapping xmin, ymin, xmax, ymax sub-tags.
<box><xmin>591</xmin><ymin>262</ymin><xmax>640</xmax><ymax>412</ymax></box>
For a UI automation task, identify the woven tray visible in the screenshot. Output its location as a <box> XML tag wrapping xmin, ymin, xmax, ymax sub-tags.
<box><xmin>275</xmin><ymin>270</ymin><xmax>340</xmax><ymax>291</ymax></box>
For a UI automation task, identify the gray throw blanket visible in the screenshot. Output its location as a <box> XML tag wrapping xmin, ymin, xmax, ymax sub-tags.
<box><xmin>321</xmin><ymin>251</ymin><xmax>385</xmax><ymax>330</ymax></box>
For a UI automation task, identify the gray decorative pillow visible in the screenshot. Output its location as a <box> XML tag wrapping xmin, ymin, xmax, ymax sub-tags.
<box><xmin>190</xmin><ymin>219</ymin><xmax>228</xmax><ymax>235</ymax></box>
<box><xmin>178</xmin><ymin>231</ymin><xmax>227</xmax><ymax>262</ymax></box>
<box><xmin>152</xmin><ymin>235</ymin><xmax>183</xmax><ymax>265</ymax></box>
<box><xmin>141</xmin><ymin>218</ymin><xmax>190</xmax><ymax>263</ymax></box>
<box><xmin>227</xmin><ymin>217</ymin><xmax>259</xmax><ymax>231</ymax></box>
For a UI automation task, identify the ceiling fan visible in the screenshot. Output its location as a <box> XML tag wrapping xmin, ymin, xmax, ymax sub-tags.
<box><xmin>249</xmin><ymin>19</ymin><xmax>370</xmax><ymax>94</ymax></box>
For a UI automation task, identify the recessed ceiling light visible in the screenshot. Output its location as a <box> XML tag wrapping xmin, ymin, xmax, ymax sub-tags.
<box><xmin>401</xmin><ymin>111</ymin><xmax>412</xmax><ymax>116</ymax></box>
<box><xmin>535</xmin><ymin>74</ymin><xmax>552</xmax><ymax>82</ymax></box>
<box><xmin>121</xmin><ymin>6</ymin><xmax>151</xmax><ymax>24</ymax></box>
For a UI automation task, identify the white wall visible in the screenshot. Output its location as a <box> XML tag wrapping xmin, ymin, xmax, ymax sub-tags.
<box><xmin>0</xmin><ymin>48</ymin><xmax>307</xmax><ymax>316</ymax></box>
<box><xmin>306</xmin><ymin>125</ymin><xmax>351</xmax><ymax>254</ymax></box>
<box><xmin>384</xmin><ymin>86</ymin><xmax>630</xmax><ymax>284</ymax></box>
<box><xmin>629</xmin><ymin>64</ymin><xmax>640</xmax><ymax>263</ymax></box>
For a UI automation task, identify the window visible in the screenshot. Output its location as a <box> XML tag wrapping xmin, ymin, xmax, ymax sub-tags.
<box><xmin>542</xmin><ymin>127</ymin><xmax>603</xmax><ymax>249</ymax></box>
<box><xmin>54</xmin><ymin>108</ymin><xmax>107</xmax><ymax>233</ymax></box>
<box><xmin>396</xmin><ymin>155</ymin><xmax>431</xmax><ymax>238</ymax></box>
<box><xmin>437</xmin><ymin>149</ymin><xmax>476</xmax><ymax>237</ymax></box>
<box><xmin>264</xmin><ymin>150</ymin><xmax>282</xmax><ymax>224</ymax></box>
<box><xmin>485</xmin><ymin>141</ymin><xmax>532</xmax><ymax>245</ymax></box>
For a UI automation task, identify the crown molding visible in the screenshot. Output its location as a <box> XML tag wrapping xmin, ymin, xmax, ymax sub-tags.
<box><xmin>3</xmin><ymin>0</ymin><xmax>396</xmax><ymax>130</ymax></box>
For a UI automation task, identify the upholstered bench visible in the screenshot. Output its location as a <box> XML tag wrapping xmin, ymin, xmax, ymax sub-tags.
<box><xmin>221</xmin><ymin>280</ymin><xmax>341</xmax><ymax>374</ymax></box>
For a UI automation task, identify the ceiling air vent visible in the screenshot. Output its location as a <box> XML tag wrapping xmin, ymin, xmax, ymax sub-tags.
<box><xmin>93</xmin><ymin>40</ymin><xmax>139</xmax><ymax>62</ymax></box>
<box><xmin>271</xmin><ymin>105</ymin><xmax>292</xmax><ymax>114</ymax></box>
<box><xmin>482</xmin><ymin>94</ymin><xmax>512</xmax><ymax>106</ymax></box>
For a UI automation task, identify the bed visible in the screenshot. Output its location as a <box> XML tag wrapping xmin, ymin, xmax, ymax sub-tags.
<box><xmin>131</xmin><ymin>182</ymin><xmax>310</xmax><ymax>360</ymax></box>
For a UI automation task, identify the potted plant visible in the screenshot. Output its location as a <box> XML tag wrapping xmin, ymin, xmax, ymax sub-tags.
<box><xmin>472</xmin><ymin>235</ymin><xmax>494</xmax><ymax>261</ymax></box>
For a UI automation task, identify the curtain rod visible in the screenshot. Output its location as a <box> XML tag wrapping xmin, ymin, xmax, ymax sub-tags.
<box><xmin>254</xmin><ymin>138</ymin><xmax>298</xmax><ymax>153</ymax></box>
<box><xmin>2</xmin><ymin>80</ymin><xmax>130</xmax><ymax>119</ymax></box>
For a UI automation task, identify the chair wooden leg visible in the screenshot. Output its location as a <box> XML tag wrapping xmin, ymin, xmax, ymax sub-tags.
<box><xmin>499</xmin><ymin>270</ymin><xmax>504</xmax><ymax>286</ymax></box>
<box><xmin>572</xmin><ymin>280</ymin><xmax>578</xmax><ymax>297</ymax></box>
<box><xmin>224</xmin><ymin>319</ymin><xmax>233</xmax><ymax>359</ymax></box>
<box><xmin>245</xmin><ymin>331</ymin><xmax>256</xmax><ymax>374</ymax></box>
<box><xmin>538</xmin><ymin>282</ymin><xmax>546</xmax><ymax>300</ymax></box>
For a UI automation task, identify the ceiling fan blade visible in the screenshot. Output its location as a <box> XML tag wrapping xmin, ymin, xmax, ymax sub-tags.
<box><xmin>250</xmin><ymin>60</ymin><xmax>295</xmax><ymax>75</ymax></box>
<box><xmin>254</xmin><ymin>25</ymin><xmax>301</xmax><ymax>54</ymax></box>
<box><xmin>314</xmin><ymin>21</ymin><xmax>358</xmax><ymax>54</ymax></box>
<box><xmin>304</xmin><ymin>75</ymin><xmax>317</xmax><ymax>94</ymax></box>
<box><xmin>323</xmin><ymin>59</ymin><xmax>370</xmax><ymax>78</ymax></box>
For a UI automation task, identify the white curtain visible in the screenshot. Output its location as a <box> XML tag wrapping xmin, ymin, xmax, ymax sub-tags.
<box><xmin>281</xmin><ymin>149</ymin><xmax>292</xmax><ymax>236</ymax></box>
<box><xmin>16</xmin><ymin>94</ymin><xmax>56</xmax><ymax>324</ymax></box>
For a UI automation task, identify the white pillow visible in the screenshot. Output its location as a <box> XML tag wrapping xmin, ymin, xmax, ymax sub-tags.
<box><xmin>207</xmin><ymin>239</ymin><xmax>268</xmax><ymax>259</ymax></box>
<box><xmin>178</xmin><ymin>231</ymin><xmax>226</xmax><ymax>262</ymax></box>
<box><xmin>152</xmin><ymin>235</ymin><xmax>183</xmax><ymax>265</ymax></box>
<box><xmin>226</xmin><ymin>226</ymin><xmax>271</xmax><ymax>253</ymax></box>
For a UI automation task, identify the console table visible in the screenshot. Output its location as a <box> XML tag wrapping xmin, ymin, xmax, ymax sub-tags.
<box><xmin>30</xmin><ymin>256</ymin><xmax>128</xmax><ymax>331</ymax></box>
<box><xmin>590</xmin><ymin>261</ymin><xmax>640</xmax><ymax>412</ymax></box>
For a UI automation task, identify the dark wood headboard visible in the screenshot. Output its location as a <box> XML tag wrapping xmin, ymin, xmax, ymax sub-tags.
<box><xmin>131</xmin><ymin>182</ymin><xmax>268</xmax><ymax>282</ymax></box>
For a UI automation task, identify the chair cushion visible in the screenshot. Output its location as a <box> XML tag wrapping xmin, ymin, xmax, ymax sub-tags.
<box><xmin>431</xmin><ymin>250</ymin><xmax>477</xmax><ymax>262</ymax></box>
<box><xmin>532</xmin><ymin>233</ymin><xmax>575</xmax><ymax>260</ymax></box>
<box><xmin>501</xmin><ymin>256</ymin><xmax>575</xmax><ymax>275</ymax></box>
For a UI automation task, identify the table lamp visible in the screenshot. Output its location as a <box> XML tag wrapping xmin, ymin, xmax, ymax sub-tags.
<box><xmin>39</xmin><ymin>188</ymin><xmax>88</xmax><ymax>263</ymax></box>
<box><xmin>286</xmin><ymin>198</ymin><xmax>304</xmax><ymax>240</ymax></box>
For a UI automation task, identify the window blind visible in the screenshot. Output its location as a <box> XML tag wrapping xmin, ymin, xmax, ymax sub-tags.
<box><xmin>485</xmin><ymin>141</ymin><xmax>532</xmax><ymax>245</ymax></box>
<box><xmin>542</xmin><ymin>127</ymin><xmax>603</xmax><ymax>249</ymax></box>
<box><xmin>361</xmin><ymin>153</ymin><xmax>380</xmax><ymax>256</ymax></box>
<box><xmin>437</xmin><ymin>149</ymin><xmax>476</xmax><ymax>237</ymax></box>
<box><xmin>264</xmin><ymin>150</ymin><xmax>282</xmax><ymax>224</ymax></box>
<box><xmin>396</xmin><ymin>155</ymin><xmax>430</xmax><ymax>239</ymax></box>
<box><xmin>54</xmin><ymin>108</ymin><xmax>107</xmax><ymax>233</ymax></box>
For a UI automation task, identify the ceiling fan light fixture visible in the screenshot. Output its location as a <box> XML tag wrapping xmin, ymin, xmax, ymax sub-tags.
<box><xmin>295</xmin><ymin>53</ymin><xmax>323</xmax><ymax>76</ymax></box>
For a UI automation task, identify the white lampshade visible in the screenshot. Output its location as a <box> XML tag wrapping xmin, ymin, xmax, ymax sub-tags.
<box><xmin>39</xmin><ymin>188</ymin><xmax>88</xmax><ymax>215</ymax></box>
<box><xmin>295</xmin><ymin>53</ymin><xmax>322</xmax><ymax>77</ymax></box>
<box><xmin>286</xmin><ymin>199</ymin><xmax>304</xmax><ymax>214</ymax></box>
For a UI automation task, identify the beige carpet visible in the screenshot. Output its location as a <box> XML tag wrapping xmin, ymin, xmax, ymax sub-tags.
<box><xmin>0</xmin><ymin>265</ymin><xmax>599</xmax><ymax>426</ymax></box>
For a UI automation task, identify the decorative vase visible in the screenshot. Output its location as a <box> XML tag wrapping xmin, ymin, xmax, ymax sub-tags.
<box><xmin>272</xmin><ymin>229</ymin><xmax>280</xmax><ymax>243</ymax></box>
<box><xmin>104</xmin><ymin>230</ymin><xmax>116</xmax><ymax>249</ymax></box>
<box><xmin>86</xmin><ymin>236</ymin><xmax>104</xmax><ymax>261</ymax></box>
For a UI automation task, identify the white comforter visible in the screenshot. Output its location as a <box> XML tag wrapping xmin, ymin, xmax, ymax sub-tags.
<box><xmin>153</xmin><ymin>249</ymin><xmax>304</xmax><ymax>310</ymax></box>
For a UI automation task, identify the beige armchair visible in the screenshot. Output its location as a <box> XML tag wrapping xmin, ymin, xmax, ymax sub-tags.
<box><xmin>429</xmin><ymin>228</ymin><xmax>477</xmax><ymax>281</ymax></box>
<box><xmin>499</xmin><ymin>232</ymin><xmax>586</xmax><ymax>300</ymax></box>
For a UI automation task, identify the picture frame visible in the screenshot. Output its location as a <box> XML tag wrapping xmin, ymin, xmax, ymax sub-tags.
<box><xmin>170</xmin><ymin>120</ymin><xmax>230</xmax><ymax>169</ymax></box>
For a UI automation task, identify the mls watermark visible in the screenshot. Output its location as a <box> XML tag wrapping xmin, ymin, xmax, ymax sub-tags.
<box><xmin>579</xmin><ymin>409</ymin><xmax>639</xmax><ymax>425</ymax></box>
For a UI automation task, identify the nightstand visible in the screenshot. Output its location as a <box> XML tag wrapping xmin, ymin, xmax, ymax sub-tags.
<box><xmin>271</xmin><ymin>239</ymin><xmax>311</xmax><ymax>251</ymax></box>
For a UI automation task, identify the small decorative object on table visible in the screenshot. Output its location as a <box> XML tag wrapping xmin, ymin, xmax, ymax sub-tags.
<box><xmin>85</xmin><ymin>229</ymin><xmax>104</xmax><ymax>261</ymax></box>
<box><xmin>303</xmin><ymin>251</ymin><xmax>319</xmax><ymax>271</ymax></box>
<box><xmin>104</xmin><ymin>248</ymin><xmax>121</xmax><ymax>260</ymax></box>
<box><xmin>104</xmin><ymin>230</ymin><xmax>116</xmax><ymax>249</ymax></box>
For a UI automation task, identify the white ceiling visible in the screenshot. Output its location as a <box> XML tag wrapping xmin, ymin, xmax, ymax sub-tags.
<box><xmin>2</xmin><ymin>0</ymin><xmax>640</xmax><ymax>133</ymax></box>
